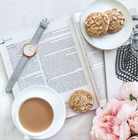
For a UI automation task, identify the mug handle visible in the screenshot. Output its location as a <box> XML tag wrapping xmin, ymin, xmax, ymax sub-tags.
<box><xmin>24</xmin><ymin>135</ymin><xmax>31</xmax><ymax>140</ymax></box>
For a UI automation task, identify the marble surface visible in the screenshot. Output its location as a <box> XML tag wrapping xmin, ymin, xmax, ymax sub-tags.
<box><xmin>0</xmin><ymin>0</ymin><xmax>125</xmax><ymax>140</ymax></box>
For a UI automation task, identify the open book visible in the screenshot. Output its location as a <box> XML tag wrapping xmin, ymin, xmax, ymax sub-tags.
<box><xmin>0</xmin><ymin>12</ymin><xmax>107</xmax><ymax>118</ymax></box>
<box><xmin>104</xmin><ymin>0</ymin><xmax>138</xmax><ymax>99</ymax></box>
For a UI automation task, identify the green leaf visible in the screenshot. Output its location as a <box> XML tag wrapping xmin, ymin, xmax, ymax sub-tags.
<box><xmin>131</xmin><ymin>131</ymin><xmax>135</xmax><ymax>135</ymax></box>
<box><xmin>130</xmin><ymin>94</ymin><xmax>137</xmax><ymax>101</ymax></box>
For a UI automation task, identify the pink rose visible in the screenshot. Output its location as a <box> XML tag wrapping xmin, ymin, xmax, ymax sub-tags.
<box><xmin>90</xmin><ymin>99</ymin><xmax>136</xmax><ymax>140</ymax></box>
<box><xmin>128</xmin><ymin>111</ymin><xmax>138</xmax><ymax>134</ymax></box>
<box><xmin>118</xmin><ymin>82</ymin><xmax>138</xmax><ymax>101</ymax></box>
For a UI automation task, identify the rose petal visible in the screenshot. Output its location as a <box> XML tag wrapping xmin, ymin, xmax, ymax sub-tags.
<box><xmin>128</xmin><ymin>136</ymin><xmax>138</xmax><ymax>140</ymax></box>
<box><xmin>96</xmin><ymin>107</ymin><xmax>103</xmax><ymax>115</ymax></box>
<box><xmin>107</xmin><ymin>134</ymin><xmax>119</xmax><ymax>140</ymax></box>
<box><xmin>113</xmin><ymin>125</ymin><xmax>120</xmax><ymax>136</ymax></box>
<box><xmin>100</xmin><ymin>122</ymin><xmax>112</xmax><ymax>128</ymax></box>
<box><xmin>103</xmin><ymin>115</ymin><xmax>114</xmax><ymax>122</ymax></box>
<box><xmin>128</xmin><ymin>119</ymin><xmax>138</xmax><ymax>134</ymax></box>
<box><xmin>120</xmin><ymin>121</ymin><xmax>131</xmax><ymax>140</ymax></box>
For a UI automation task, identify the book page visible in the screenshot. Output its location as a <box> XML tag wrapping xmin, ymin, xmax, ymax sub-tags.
<box><xmin>71</xmin><ymin>13</ymin><xmax>107</xmax><ymax>107</ymax></box>
<box><xmin>1</xmin><ymin>17</ymin><xmax>99</xmax><ymax>118</ymax></box>
<box><xmin>104</xmin><ymin>0</ymin><xmax>138</xmax><ymax>99</ymax></box>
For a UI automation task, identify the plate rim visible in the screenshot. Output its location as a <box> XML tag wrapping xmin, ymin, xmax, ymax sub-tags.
<box><xmin>80</xmin><ymin>0</ymin><xmax>133</xmax><ymax>50</ymax></box>
<box><xmin>12</xmin><ymin>85</ymin><xmax>66</xmax><ymax>139</ymax></box>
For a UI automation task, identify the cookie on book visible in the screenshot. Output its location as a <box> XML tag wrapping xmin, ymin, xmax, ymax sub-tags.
<box><xmin>104</xmin><ymin>8</ymin><xmax>125</xmax><ymax>33</ymax></box>
<box><xmin>85</xmin><ymin>12</ymin><xmax>109</xmax><ymax>37</ymax></box>
<box><xmin>69</xmin><ymin>90</ymin><xmax>93</xmax><ymax>113</ymax></box>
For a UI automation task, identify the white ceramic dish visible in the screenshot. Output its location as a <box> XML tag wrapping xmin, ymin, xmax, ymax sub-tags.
<box><xmin>12</xmin><ymin>86</ymin><xmax>66</xmax><ymax>139</ymax></box>
<box><xmin>80</xmin><ymin>0</ymin><xmax>133</xmax><ymax>50</ymax></box>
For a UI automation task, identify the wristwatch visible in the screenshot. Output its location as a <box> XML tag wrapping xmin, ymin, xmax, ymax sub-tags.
<box><xmin>6</xmin><ymin>18</ymin><xmax>49</xmax><ymax>93</ymax></box>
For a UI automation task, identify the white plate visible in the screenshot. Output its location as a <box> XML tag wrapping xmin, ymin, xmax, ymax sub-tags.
<box><xmin>80</xmin><ymin>0</ymin><xmax>133</xmax><ymax>50</ymax></box>
<box><xmin>12</xmin><ymin>86</ymin><xmax>66</xmax><ymax>139</ymax></box>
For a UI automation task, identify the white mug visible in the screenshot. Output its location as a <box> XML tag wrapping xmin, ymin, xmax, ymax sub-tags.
<box><xmin>14</xmin><ymin>97</ymin><xmax>56</xmax><ymax>140</ymax></box>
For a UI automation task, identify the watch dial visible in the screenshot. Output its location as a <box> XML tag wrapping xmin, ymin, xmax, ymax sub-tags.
<box><xmin>23</xmin><ymin>43</ymin><xmax>36</xmax><ymax>57</ymax></box>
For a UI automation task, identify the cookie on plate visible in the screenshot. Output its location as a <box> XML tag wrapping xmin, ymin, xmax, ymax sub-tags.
<box><xmin>69</xmin><ymin>90</ymin><xmax>93</xmax><ymax>113</ymax></box>
<box><xmin>104</xmin><ymin>8</ymin><xmax>125</xmax><ymax>33</ymax></box>
<box><xmin>85</xmin><ymin>12</ymin><xmax>109</xmax><ymax>37</ymax></box>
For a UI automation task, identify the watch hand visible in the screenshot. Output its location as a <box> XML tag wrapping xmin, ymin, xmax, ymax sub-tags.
<box><xmin>28</xmin><ymin>46</ymin><xmax>31</xmax><ymax>50</ymax></box>
<box><xmin>28</xmin><ymin>46</ymin><xmax>34</xmax><ymax>52</ymax></box>
<box><xmin>29</xmin><ymin>49</ymin><xmax>35</xmax><ymax>52</ymax></box>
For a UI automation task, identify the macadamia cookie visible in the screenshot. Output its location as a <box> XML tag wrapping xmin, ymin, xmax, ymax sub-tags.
<box><xmin>104</xmin><ymin>8</ymin><xmax>125</xmax><ymax>33</ymax></box>
<box><xmin>69</xmin><ymin>90</ymin><xmax>93</xmax><ymax>113</ymax></box>
<box><xmin>85</xmin><ymin>12</ymin><xmax>109</xmax><ymax>37</ymax></box>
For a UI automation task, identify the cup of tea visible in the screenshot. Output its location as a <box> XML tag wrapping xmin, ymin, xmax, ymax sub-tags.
<box><xmin>15</xmin><ymin>97</ymin><xmax>55</xmax><ymax>139</ymax></box>
<box><xmin>12</xmin><ymin>86</ymin><xmax>66</xmax><ymax>140</ymax></box>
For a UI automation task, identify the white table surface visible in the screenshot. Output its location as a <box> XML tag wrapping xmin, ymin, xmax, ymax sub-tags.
<box><xmin>0</xmin><ymin>0</ymin><xmax>125</xmax><ymax>140</ymax></box>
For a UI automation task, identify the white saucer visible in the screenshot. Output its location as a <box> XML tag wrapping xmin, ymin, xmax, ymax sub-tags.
<box><xmin>80</xmin><ymin>0</ymin><xmax>133</xmax><ymax>50</ymax></box>
<box><xmin>12</xmin><ymin>86</ymin><xmax>66</xmax><ymax>139</ymax></box>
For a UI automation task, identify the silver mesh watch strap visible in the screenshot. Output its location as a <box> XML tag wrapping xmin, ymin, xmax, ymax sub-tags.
<box><xmin>31</xmin><ymin>19</ymin><xmax>49</xmax><ymax>44</ymax></box>
<box><xmin>6</xmin><ymin>55</ymin><xmax>29</xmax><ymax>93</ymax></box>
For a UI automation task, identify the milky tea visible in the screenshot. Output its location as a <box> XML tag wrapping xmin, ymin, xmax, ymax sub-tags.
<box><xmin>19</xmin><ymin>98</ymin><xmax>54</xmax><ymax>133</ymax></box>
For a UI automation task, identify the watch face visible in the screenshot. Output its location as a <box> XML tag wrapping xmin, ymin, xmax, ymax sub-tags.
<box><xmin>23</xmin><ymin>43</ymin><xmax>37</xmax><ymax>57</ymax></box>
